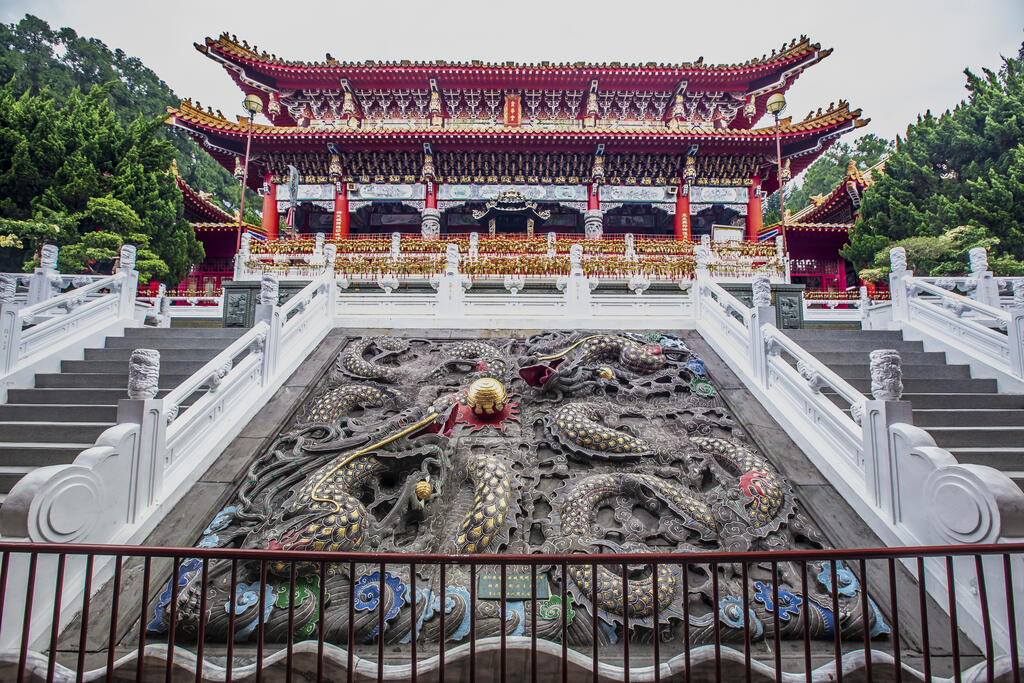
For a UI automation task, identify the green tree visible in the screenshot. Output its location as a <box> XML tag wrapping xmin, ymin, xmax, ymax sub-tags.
<box><xmin>0</xmin><ymin>83</ymin><xmax>202</xmax><ymax>283</ymax></box>
<box><xmin>843</xmin><ymin>45</ymin><xmax>1024</xmax><ymax>270</ymax></box>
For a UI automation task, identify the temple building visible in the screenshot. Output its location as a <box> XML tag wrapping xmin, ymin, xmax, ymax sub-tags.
<box><xmin>759</xmin><ymin>157</ymin><xmax>886</xmax><ymax>291</ymax></box>
<box><xmin>167</xmin><ymin>34</ymin><xmax>867</xmax><ymax>256</ymax></box>
<box><xmin>174</xmin><ymin>166</ymin><xmax>263</xmax><ymax>294</ymax></box>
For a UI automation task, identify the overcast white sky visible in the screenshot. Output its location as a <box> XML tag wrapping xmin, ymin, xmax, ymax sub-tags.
<box><xmin>1</xmin><ymin>0</ymin><xmax>1022</xmax><ymax>142</ymax></box>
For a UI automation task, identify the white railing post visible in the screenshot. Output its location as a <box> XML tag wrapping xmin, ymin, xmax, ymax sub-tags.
<box><xmin>692</xmin><ymin>243</ymin><xmax>711</xmax><ymax>321</ymax></box>
<box><xmin>860</xmin><ymin>350</ymin><xmax>913</xmax><ymax>521</ymax></box>
<box><xmin>117</xmin><ymin>349</ymin><xmax>166</xmax><ymax>522</ymax></box>
<box><xmin>749</xmin><ymin>274</ymin><xmax>774</xmax><ymax>385</ymax></box>
<box><xmin>0</xmin><ymin>301</ymin><xmax>18</xmax><ymax>377</ymax></box>
<box><xmin>255</xmin><ymin>274</ymin><xmax>281</xmax><ymax>383</ymax></box>
<box><xmin>1010</xmin><ymin>281</ymin><xmax>1024</xmax><ymax>377</ymax></box>
<box><xmin>115</xmin><ymin>244</ymin><xmax>139</xmax><ymax>319</ymax></box>
<box><xmin>27</xmin><ymin>244</ymin><xmax>60</xmax><ymax>306</ymax></box>
<box><xmin>969</xmin><ymin>247</ymin><xmax>1001</xmax><ymax>308</ymax></box>
<box><xmin>234</xmin><ymin>233</ymin><xmax>252</xmax><ymax>280</ymax></box>
<box><xmin>888</xmin><ymin>247</ymin><xmax>910</xmax><ymax>322</ymax></box>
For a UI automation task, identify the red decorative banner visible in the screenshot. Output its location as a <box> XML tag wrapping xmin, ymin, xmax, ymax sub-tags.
<box><xmin>504</xmin><ymin>93</ymin><xmax>521</xmax><ymax>127</ymax></box>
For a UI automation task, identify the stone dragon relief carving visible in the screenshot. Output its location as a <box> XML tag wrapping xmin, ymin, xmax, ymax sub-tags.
<box><xmin>151</xmin><ymin>332</ymin><xmax>888</xmax><ymax>651</ymax></box>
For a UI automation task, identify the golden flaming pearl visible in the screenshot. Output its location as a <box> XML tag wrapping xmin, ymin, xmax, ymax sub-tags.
<box><xmin>466</xmin><ymin>377</ymin><xmax>507</xmax><ymax>415</ymax></box>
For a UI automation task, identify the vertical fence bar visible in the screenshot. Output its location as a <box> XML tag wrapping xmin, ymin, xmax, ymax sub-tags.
<box><xmin>801</xmin><ymin>560</ymin><xmax>811</xmax><ymax>683</ymax></box>
<box><xmin>166</xmin><ymin>556</ymin><xmax>180</xmax><ymax>683</ymax></box>
<box><xmin>348</xmin><ymin>561</ymin><xmax>355</xmax><ymax>683</ymax></box>
<box><xmin>561</xmin><ymin>561</ymin><xmax>568</xmax><ymax>683</ymax></box>
<box><xmin>45</xmin><ymin>553</ymin><xmax>66</xmax><ymax>683</ymax></box>
<box><xmin>830</xmin><ymin>560</ymin><xmax>842</xmax><ymax>683</ymax></box>
<box><xmin>622</xmin><ymin>562</ymin><xmax>630</xmax><ymax>683</ymax></box>
<box><xmin>500</xmin><ymin>562</ymin><xmax>507</xmax><ymax>683</ymax></box>
<box><xmin>287</xmin><ymin>561</ymin><xmax>296</xmax><ymax>683</ymax></box>
<box><xmin>973</xmin><ymin>555</ymin><xmax>993</xmax><ymax>683</ymax></box>
<box><xmin>742</xmin><ymin>561</ymin><xmax>751</xmax><ymax>683</ymax></box>
<box><xmin>591</xmin><ymin>562</ymin><xmax>598</xmax><ymax>683</ymax></box>
<box><xmin>916</xmin><ymin>557</ymin><xmax>931</xmax><ymax>683</ymax></box>
<box><xmin>946</xmin><ymin>556</ymin><xmax>961</xmax><ymax>683</ymax></box>
<box><xmin>17</xmin><ymin>552</ymin><xmax>38</xmax><ymax>683</ymax></box>
<box><xmin>411</xmin><ymin>562</ymin><xmax>417</xmax><ymax>683</ymax></box>
<box><xmin>318</xmin><ymin>560</ymin><xmax>326</xmax><ymax>683</ymax></box>
<box><xmin>194</xmin><ymin>559</ymin><xmax>209</xmax><ymax>683</ymax></box>
<box><xmin>772</xmin><ymin>561</ymin><xmax>781</xmax><ymax>683</ymax></box>
<box><xmin>76</xmin><ymin>554</ymin><xmax>94</xmax><ymax>683</ymax></box>
<box><xmin>135</xmin><ymin>557</ymin><xmax>151</xmax><ymax>683</ymax></box>
<box><xmin>470</xmin><ymin>561</ymin><xmax>477</xmax><ymax>683</ymax></box>
<box><xmin>1003</xmin><ymin>554</ymin><xmax>1020</xmax><ymax>683</ymax></box>
<box><xmin>105</xmin><ymin>555</ymin><xmax>123</xmax><ymax>683</ymax></box>
<box><xmin>711</xmin><ymin>561</ymin><xmax>721</xmax><ymax>683</ymax></box>
<box><xmin>226</xmin><ymin>559</ymin><xmax>237</xmax><ymax>683</ymax></box>
<box><xmin>682</xmin><ymin>561</ymin><xmax>691</xmax><ymax>683</ymax></box>
<box><xmin>652</xmin><ymin>562</ymin><xmax>660</xmax><ymax>683</ymax></box>
<box><xmin>0</xmin><ymin>551</ymin><xmax>8</xmax><ymax>627</ymax></box>
<box><xmin>530</xmin><ymin>562</ymin><xmax>536</xmax><ymax>683</ymax></box>
<box><xmin>256</xmin><ymin>560</ymin><xmax>268</xmax><ymax>683</ymax></box>
<box><xmin>886</xmin><ymin>558</ymin><xmax>902</xmax><ymax>683</ymax></box>
<box><xmin>859</xmin><ymin>558</ymin><xmax>872</xmax><ymax>683</ymax></box>
<box><xmin>378</xmin><ymin>561</ymin><xmax>385</xmax><ymax>683</ymax></box>
<box><xmin>440</xmin><ymin>561</ymin><xmax>447</xmax><ymax>683</ymax></box>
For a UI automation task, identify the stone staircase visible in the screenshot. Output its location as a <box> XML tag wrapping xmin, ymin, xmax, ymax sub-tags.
<box><xmin>0</xmin><ymin>327</ymin><xmax>245</xmax><ymax>501</ymax></box>
<box><xmin>784</xmin><ymin>328</ymin><xmax>1024</xmax><ymax>491</ymax></box>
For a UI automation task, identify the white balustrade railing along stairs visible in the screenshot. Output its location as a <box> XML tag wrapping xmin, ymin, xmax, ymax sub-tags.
<box><xmin>0</xmin><ymin>245</ymin><xmax>146</xmax><ymax>403</ymax></box>
<box><xmin>0</xmin><ymin>271</ymin><xmax>335</xmax><ymax>649</ymax></box>
<box><xmin>693</xmin><ymin>263</ymin><xmax>1024</xmax><ymax>654</ymax></box>
<box><xmin>865</xmin><ymin>246</ymin><xmax>1024</xmax><ymax>393</ymax></box>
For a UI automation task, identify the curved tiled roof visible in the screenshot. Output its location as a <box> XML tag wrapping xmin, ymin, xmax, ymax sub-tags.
<box><xmin>174</xmin><ymin>165</ymin><xmax>263</xmax><ymax>234</ymax></box>
<box><xmin>199</xmin><ymin>33</ymin><xmax>827</xmax><ymax>74</ymax></box>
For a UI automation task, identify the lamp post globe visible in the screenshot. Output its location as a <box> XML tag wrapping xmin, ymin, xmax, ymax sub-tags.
<box><xmin>236</xmin><ymin>94</ymin><xmax>263</xmax><ymax>250</ymax></box>
<box><xmin>765</xmin><ymin>93</ymin><xmax>787</xmax><ymax>115</ymax></box>
<box><xmin>243</xmin><ymin>93</ymin><xmax>264</xmax><ymax>115</ymax></box>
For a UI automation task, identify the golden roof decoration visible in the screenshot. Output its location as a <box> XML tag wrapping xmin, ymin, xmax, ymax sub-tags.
<box><xmin>199</xmin><ymin>33</ymin><xmax>824</xmax><ymax>73</ymax></box>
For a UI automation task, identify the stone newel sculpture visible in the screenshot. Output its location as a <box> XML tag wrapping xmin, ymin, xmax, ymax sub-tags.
<box><xmin>323</xmin><ymin>244</ymin><xmax>337</xmax><ymax>267</ymax></box>
<box><xmin>118</xmin><ymin>244</ymin><xmax>136</xmax><ymax>272</ymax></box>
<box><xmin>469</xmin><ymin>232</ymin><xmax>480</xmax><ymax>258</ymax></box>
<box><xmin>239</xmin><ymin>233</ymin><xmax>252</xmax><ymax>256</ymax></box>
<box><xmin>260</xmin><ymin>274</ymin><xmax>280</xmax><ymax>306</ymax></box>
<box><xmin>0</xmin><ymin>274</ymin><xmax>15</xmax><ymax>304</ymax></box>
<box><xmin>752</xmin><ymin>273</ymin><xmax>772</xmax><ymax>308</ymax></box>
<box><xmin>420</xmin><ymin>208</ymin><xmax>441</xmax><ymax>240</ymax></box>
<box><xmin>869</xmin><ymin>349</ymin><xmax>903</xmax><ymax>401</ymax></box>
<box><xmin>127</xmin><ymin>349</ymin><xmax>160</xmax><ymax>400</ymax></box>
<box><xmin>546</xmin><ymin>231</ymin><xmax>557</xmax><ymax>257</ymax></box>
<box><xmin>39</xmin><ymin>244</ymin><xmax>59</xmax><ymax>270</ymax></box>
<box><xmin>391</xmin><ymin>232</ymin><xmax>401</xmax><ymax>259</ymax></box>
<box><xmin>1014</xmin><ymin>280</ymin><xmax>1024</xmax><ymax>310</ymax></box>
<box><xmin>889</xmin><ymin>246</ymin><xmax>907</xmax><ymax>273</ymax></box>
<box><xmin>969</xmin><ymin>246</ymin><xmax>989</xmax><ymax>275</ymax></box>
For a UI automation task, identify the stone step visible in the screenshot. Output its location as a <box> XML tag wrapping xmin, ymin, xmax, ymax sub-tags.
<box><xmin>783</xmin><ymin>329</ymin><xmax>905</xmax><ymax>340</ymax></box>
<box><xmin>61</xmin><ymin>359</ymin><xmax>207</xmax><ymax>375</ymax></box>
<box><xmin>121</xmin><ymin>327</ymin><xmax>243</xmax><ymax>339</ymax></box>
<box><xmin>6</xmin><ymin>388</ymin><xmax>138</xmax><ymax>404</ymax></box>
<box><xmin>103</xmin><ymin>337</ymin><xmax>237</xmax><ymax>350</ymax></box>
<box><xmin>84</xmin><ymin>347</ymin><xmax>223</xmax><ymax>362</ymax></box>
<box><xmin>821</xmin><ymin>363</ymin><xmax>972</xmax><ymax>380</ymax></box>
<box><xmin>792</xmin><ymin>339</ymin><xmax>926</xmax><ymax>353</ymax></box>
<box><xmin>843</xmin><ymin>378</ymin><xmax>999</xmax><ymax>395</ymax></box>
<box><xmin>34</xmin><ymin>373</ymin><xmax>194</xmax><ymax>389</ymax></box>
<box><xmin>804</xmin><ymin>351</ymin><xmax>948</xmax><ymax>366</ymax></box>
<box><xmin>0</xmin><ymin>466</ymin><xmax>36</xmax><ymax>494</ymax></box>
<box><xmin>947</xmin><ymin>447</ymin><xmax>1024</xmax><ymax>471</ymax></box>
<box><xmin>0</xmin><ymin>444</ymin><xmax>92</xmax><ymax>469</ymax></box>
<box><xmin>0</xmin><ymin>421</ymin><xmax>114</xmax><ymax>443</ymax></box>
<box><xmin>0</xmin><ymin>404</ymin><xmax>119</xmax><ymax>422</ymax></box>
<box><xmin>926</xmin><ymin>426</ymin><xmax>1024</xmax><ymax>449</ymax></box>
<box><xmin>912</xmin><ymin>409</ymin><xmax>1024</xmax><ymax>427</ymax></box>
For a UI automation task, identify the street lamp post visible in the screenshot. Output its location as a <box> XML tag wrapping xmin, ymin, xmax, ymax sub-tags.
<box><xmin>236</xmin><ymin>93</ymin><xmax>264</xmax><ymax>252</ymax></box>
<box><xmin>765</xmin><ymin>92</ymin><xmax>788</xmax><ymax>251</ymax></box>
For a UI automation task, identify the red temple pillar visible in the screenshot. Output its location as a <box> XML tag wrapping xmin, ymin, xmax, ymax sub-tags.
<box><xmin>333</xmin><ymin>184</ymin><xmax>349</xmax><ymax>239</ymax></box>
<box><xmin>837</xmin><ymin>258</ymin><xmax>847</xmax><ymax>291</ymax></box>
<box><xmin>261</xmin><ymin>173</ymin><xmax>278</xmax><ymax>241</ymax></box>
<box><xmin>674</xmin><ymin>183</ymin><xmax>690</xmax><ymax>241</ymax></box>
<box><xmin>587</xmin><ymin>183</ymin><xmax>600</xmax><ymax>211</ymax></box>
<box><xmin>746</xmin><ymin>176</ymin><xmax>762</xmax><ymax>242</ymax></box>
<box><xmin>425</xmin><ymin>180</ymin><xmax>437</xmax><ymax>209</ymax></box>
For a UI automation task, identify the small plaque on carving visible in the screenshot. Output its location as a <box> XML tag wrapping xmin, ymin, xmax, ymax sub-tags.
<box><xmin>477</xmin><ymin>572</ymin><xmax>550</xmax><ymax>600</ymax></box>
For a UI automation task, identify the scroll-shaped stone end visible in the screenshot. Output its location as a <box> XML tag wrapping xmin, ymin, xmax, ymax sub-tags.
<box><xmin>260</xmin><ymin>273</ymin><xmax>280</xmax><ymax>306</ymax></box>
<box><xmin>127</xmin><ymin>348</ymin><xmax>160</xmax><ymax>400</ymax></box>
<box><xmin>323</xmin><ymin>244</ymin><xmax>337</xmax><ymax>264</ymax></box>
<box><xmin>889</xmin><ymin>246</ymin><xmax>907</xmax><ymax>273</ymax></box>
<box><xmin>869</xmin><ymin>349</ymin><xmax>903</xmax><ymax>401</ymax></box>
<box><xmin>0</xmin><ymin>273</ymin><xmax>16</xmax><ymax>304</ymax></box>
<box><xmin>40</xmin><ymin>244</ymin><xmax>59</xmax><ymax>270</ymax></box>
<box><xmin>969</xmin><ymin>246</ymin><xmax>989</xmax><ymax>274</ymax></box>
<box><xmin>118</xmin><ymin>244</ymin><xmax>137</xmax><ymax>271</ymax></box>
<box><xmin>752</xmin><ymin>274</ymin><xmax>772</xmax><ymax>308</ymax></box>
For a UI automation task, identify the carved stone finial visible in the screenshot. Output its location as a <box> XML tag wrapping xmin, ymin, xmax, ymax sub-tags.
<box><xmin>869</xmin><ymin>349</ymin><xmax>903</xmax><ymax>401</ymax></box>
<box><xmin>40</xmin><ymin>244</ymin><xmax>59</xmax><ymax>270</ymax></box>
<box><xmin>700</xmin><ymin>235</ymin><xmax>711</xmax><ymax>248</ymax></box>
<box><xmin>859</xmin><ymin>285</ymin><xmax>869</xmax><ymax>303</ymax></box>
<box><xmin>239</xmin><ymin>233</ymin><xmax>252</xmax><ymax>255</ymax></box>
<box><xmin>420</xmin><ymin>208</ymin><xmax>441</xmax><ymax>240</ymax></box>
<box><xmin>323</xmin><ymin>244</ymin><xmax>337</xmax><ymax>265</ymax></box>
<box><xmin>889</xmin><ymin>247</ymin><xmax>907</xmax><ymax>273</ymax></box>
<box><xmin>0</xmin><ymin>274</ymin><xmax>15</xmax><ymax>304</ymax></box>
<box><xmin>752</xmin><ymin>274</ymin><xmax>772</xmax><ymax>308</ymax></box>
<box><xmin>119</xmin><ymin>244</ymin><xmax>136</xmax><ymax>272</ymax></box>
<box><xmin>569</xmin><ymin>244</ymin><xmax>584</xmax><ymax>272</ymax></box>
<box><xmin>391</xmin><ymin>232</ymin><xmax>401</xmax><ymax>256</ymax></box>
<box><xmin>583</xmin><ymin>209</ymin><xmax>604</xmax><ymax>240</ymax></box>
<box><xmin>314</xmin><ymin>232</ymin><xmax>326</xmax><ymax>252</ymax></box>
<box><xmin>469</xmin><ymin>232</ymin><xmax>479</xmax><ymax>251</ymax></box>
<box><xmin>547</xmin><ymin>232</ymin><xmax>557</xmax><ymax>248</ymax></box>
<box><xmin>445</xmin><ymin>243</ymin><xmax>460</xmax><ymax>273</ymax></box>
<box><xmin>1014</xmin><ymin>280</ymin><xmax>1024</xmax><ymax>309</ymax></box>
<box><xmin>127</xmin><ymin>349</ymin><xmax>160</xmax><ymax>400</ymax></box>
<box><xmin>694</xmin><ymin>245</ymin><xmax>711</xmax><ymax>269</ymax></box>
<box><xmin>969</xmin><ymin>247</ymin><xmax>989</xmax><ymax>274</ymax></box>
<box><xmin>260</xmin><ymin>273</ymin><xmax>279</xmax><ymax>305</ymax></box>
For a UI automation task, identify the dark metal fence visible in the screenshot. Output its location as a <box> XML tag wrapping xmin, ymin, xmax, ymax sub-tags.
<box><xmin>0</xmin><ymin>541</ymin><xmax>1020</xmax><ymax>682</ymax></box>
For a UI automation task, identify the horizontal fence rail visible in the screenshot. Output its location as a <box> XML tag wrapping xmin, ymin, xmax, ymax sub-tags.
<box><xmin>0</xmin><ymin>541</ymin><xmax>1020</xmax><ymax>682</ymax></box>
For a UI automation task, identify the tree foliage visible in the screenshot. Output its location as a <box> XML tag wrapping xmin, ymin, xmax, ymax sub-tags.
<box><xmin>0</xmin><ymin>83</ymin><xmax>201</xmax><ymax>282</ymax></box>
<box><xmin>842</xmin><ymin>46</ymin><xmax>1024</xmax><ymax>271</ymax></box>
<box><xmin>857</xmin><ymin>225</ymin><xmax>1024</xmax><ymax>282</ymax></box>
<box><xmin>0</xmin><ymin>14</ymin><xmax>258</xmax><ymax>223</ymax></box>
